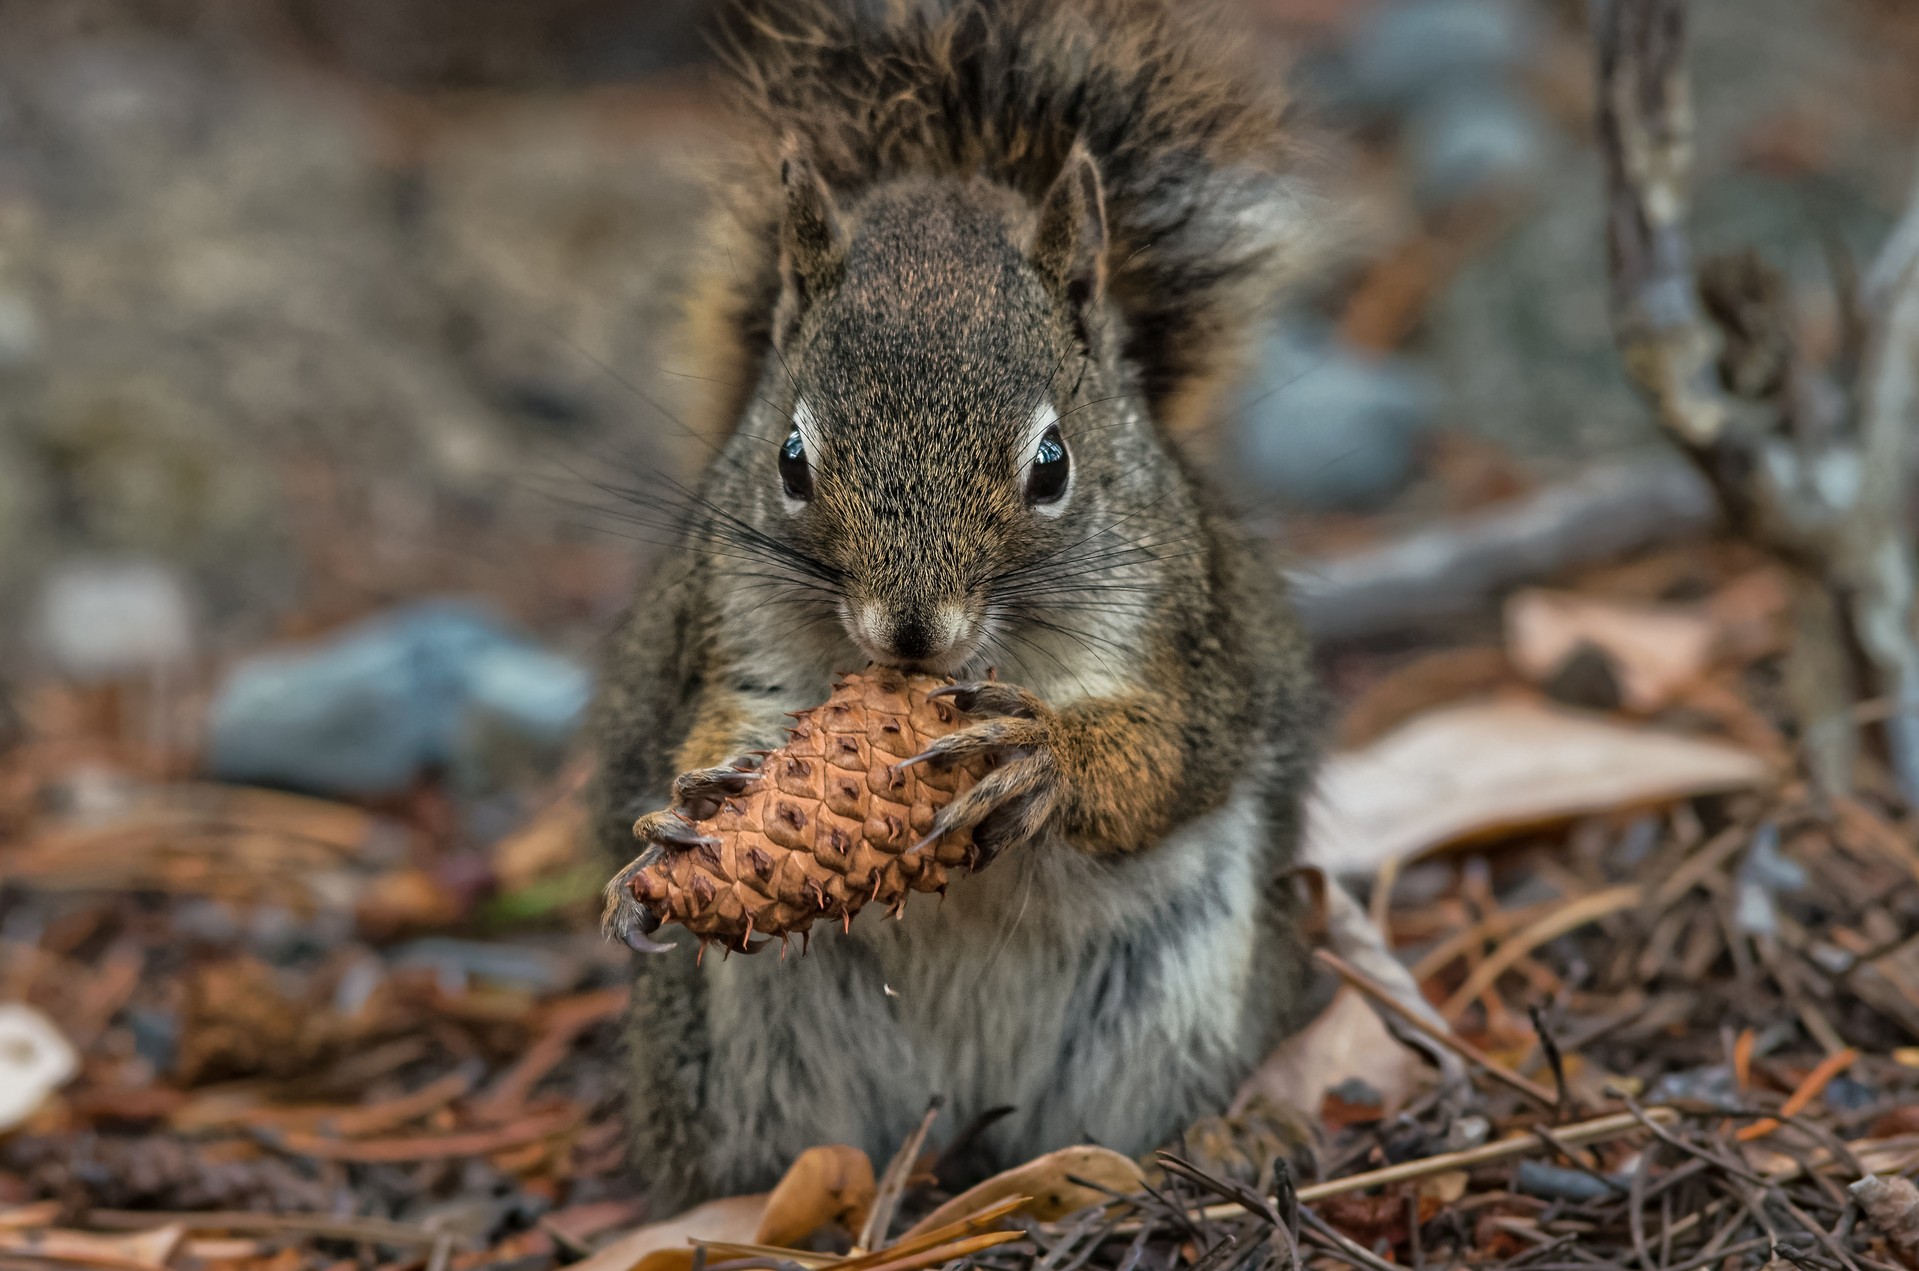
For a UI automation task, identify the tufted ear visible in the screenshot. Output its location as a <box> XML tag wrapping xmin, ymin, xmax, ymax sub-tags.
<box><xmin>774</xmin><ymin>138</ymin><xmax>846</xmax><ymax>344</ymax></box>
<box><xmin>1032</xmin><ymin>142</ymin><xmax>1107</xmax><ymax>315</ymax></box>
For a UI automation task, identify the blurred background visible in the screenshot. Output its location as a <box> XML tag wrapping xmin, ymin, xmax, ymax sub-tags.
<box><xmin>3</xmin><ymin>0</ymin><xmax>1919</xmax><ymax>1234</ymax></box>
<box><xmin>3</xmin><ymin>0</ymin><xmax>1916</xmax><ymax>736</ymax></box>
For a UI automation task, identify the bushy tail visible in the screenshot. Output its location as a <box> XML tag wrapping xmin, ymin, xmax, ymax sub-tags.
<box><xmin>686</xmin><ymin>0</ymin><xmax>1320</xmax><ymax>439</ymax></box>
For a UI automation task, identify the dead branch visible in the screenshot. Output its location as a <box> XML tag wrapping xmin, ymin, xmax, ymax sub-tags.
<box><xmin>1593</xmin><ymin>0</ymin><xmax>1919</xmax><ymax>804</ymax></box>
<box><xmin>1288</xmin><ymin>453</ymin><xmax>1717</xmax><ymax>643</ymax></box>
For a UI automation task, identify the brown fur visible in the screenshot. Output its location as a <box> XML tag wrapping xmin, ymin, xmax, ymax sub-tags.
<box><xmin>592</xmin><ymin>0</ymin><xmax>1326</xmax><ymax>1214</ymax></box>
<box><xmin>684</xmin><ymin>0</ymin><xmax>1318</xmax><ymax>443</ymax></box>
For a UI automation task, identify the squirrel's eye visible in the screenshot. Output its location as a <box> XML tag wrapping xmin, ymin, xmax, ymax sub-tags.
<box><xmin>1025</xmin><ymin>425</ymin><xmax>1070</xmax><ymax>507</ymax></box>
<box><xmin>779</xmin><ymin>427</ymin><xmax>812</xmax><ymax>502</ymax></box>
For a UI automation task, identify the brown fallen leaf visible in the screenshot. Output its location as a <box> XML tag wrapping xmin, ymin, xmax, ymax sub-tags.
<box><xmin>572</xmin><ymin>1194</ymin><xmax>769</xmax><ymax>1271</ymax></box>
<box><xmin>1336</xmin><ymin>646</ymin><xmax>1515</xmax><ymax>750</ymax></box>
<box><xmin>755</xmin><ymin>1143</ymin><xmax>876</xmax><ymax>1247</ymax></box>
<box><xmin>1305</xmin><ymin>696</ymin><xmax>1771</xmax><ymax>875</ymax></box>
<box><xmin>1237</xmin><ymin>871</ymin><xmax>1437</xmax><ymax>1121</ymax></box>
<box><xmin>899</xmin><ymin>1145</ymin><xmax>1142</xmax><ymax>1240</ymax></box>
<box><xmin>574</xmin><ymin>1145</ymin><xmax>873</xmax><ymax>1271</ymax></box>
<box><xmin>492</xmin><ymin>789</ymin><xmax>591</xmax><ymax>893</ymax></box>
<box><xmin>0</xmin><ymin>1204</ymin><xmax>61</xmax><ymax>1232</ymax></box>
<box><xmin>0</xmin><ymin>1223</ymin><xmax>186</xmax><ymax>1271</ymax></box>
<box><xmin>1851</xmin><ymin>1175</ymin><xmax>1919</xmax><ymax>1267</ymax></box>
<box><xmin>1505</xmin><ymin>589</ymin><xmax>1718</xmax><ymax>712</ymax></box>
<box><xmin>1234</xmin><ymin>989</ymin><xmax>1426</xmax><ymax>1126</ymax></box>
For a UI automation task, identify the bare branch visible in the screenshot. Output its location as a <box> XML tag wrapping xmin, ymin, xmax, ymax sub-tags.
<box><xmin>1592</xmin><ymin>0</ymin><xmax>1919</xmax><ymax>805</ymax></box>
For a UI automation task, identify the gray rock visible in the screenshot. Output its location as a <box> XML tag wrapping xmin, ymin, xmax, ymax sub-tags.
<box><xmin>1516</xmin><ymin>1160</ymin><xmax>1622</xmax><ymax>1203</ymax></box>
<box><xmin>31</xmin><ymin>559</ymin><xmax>196</xmax><ymax>680</ymax></box>
<box><xmin>0</xmin><ymin>291</ymin><xmax>42</xmax><ymax>371</ymax></box>
<box><xmin>388</xmin><ymin>937</ymin><xmax>581</xmax><ymax>994</ymax></box>
<box><xmin>1232</xmin><ymin>324</ymin><xmax>1439</xmax><ymax>512</ymax></box>
<box><xmin>1342</xmin><ymin>0</ymin><xmax>1538</xmax><ymax>115</ymax></box>
<box><xmin>206</xmin><ymin>600</ymin><xmax>590</xmax><ymax>797</ymax></box>
<box><xmin>1406</xmin><ymin>83</ymin><xmax>1547</xmax><ymax>207</ymax></box>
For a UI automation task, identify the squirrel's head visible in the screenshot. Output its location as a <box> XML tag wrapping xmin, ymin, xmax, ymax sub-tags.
<box><xmin>718</xmin><ymin>141</ymin><xmax>1169</xmax><ymax>676</ymax></box>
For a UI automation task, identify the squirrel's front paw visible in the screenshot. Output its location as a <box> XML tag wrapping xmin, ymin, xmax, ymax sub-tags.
<box><xmin>898</xmin><ymin>682</ymin><xmax>1062</xmax><ymax>865</ymax></box>
<box><xmin>601</xmin><ymin>755</ymin><xmax>765</xmax><ymax>952</ymax></box>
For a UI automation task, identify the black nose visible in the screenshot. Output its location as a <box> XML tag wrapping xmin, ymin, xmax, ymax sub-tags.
<box><xmin>887</xmin><ymin>613</ymin><xmax>936</xmax><ymax>661</ymax></box>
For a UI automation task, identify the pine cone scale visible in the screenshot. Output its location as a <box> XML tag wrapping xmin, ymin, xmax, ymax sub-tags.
<box><xmin>621</xmin><ymin>668</ymin><xmax>991</xmax><ymax>951</ymax></box>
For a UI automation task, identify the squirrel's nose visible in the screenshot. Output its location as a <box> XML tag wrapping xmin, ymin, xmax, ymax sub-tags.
<box><xmin>851</xmin><ymin>601</ymin><xmax>968</xmax><ymax>668</ymax></box>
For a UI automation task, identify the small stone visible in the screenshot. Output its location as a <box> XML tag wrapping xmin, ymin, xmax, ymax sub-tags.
<box><xmin>31</xmin><ymin>559</ymin><xmax>196</xmax><ymax>681</ymax></box>
<box><xmin>1342</xmin><ymin>0</ymin><xmax>1539</xmax><ymax>115</ymax></box>
<box><xmin>388</xmin><ymin>938</ymin><xmax>581</xmax><ymax>995</ymax></box>
<box><xmin>206</xmin><ymin>600</ymin><xmax>590</xmax><ymax>797</ymax></box>
<box><xmin>1516</xmin><ymin>1160</ymin><xmax>1620</xmax><ymax>1203</ymax></box>
<box><xmin>1233</xmin><ymin>323</ymin><xmax>1439</xmax><ymax>512</ymax></box>
<box><xmin>0</xmin><ymin>291</ymin><xmax>43</xmax><ymax>370</ymax></box>
<box><xmin>1406</xmin><ymin>83</ymin><xmax>1549</xmax><ymax>207</ymax></box>
<box><xmin>0</xmin><ymin>1004</ymin><xmax>79</xmax><ymax>1133</ymax></box>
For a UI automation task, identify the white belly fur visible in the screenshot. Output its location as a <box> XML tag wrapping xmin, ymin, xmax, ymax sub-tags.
<box><xmin>695</xmin><ymin>776</ymin><xmax>1268</xmax><ymax>1181</ymax></box>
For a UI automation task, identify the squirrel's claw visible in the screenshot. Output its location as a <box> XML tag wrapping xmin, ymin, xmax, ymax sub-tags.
<box><xmin>905</xmin><ymin>680</ymin><xmax>1063</xmax><ymax>860</ymax></box>
<box><xmin>644</xmin><ymin>813</ymin><xmax>720</xmax><ymax>850</ymax></box>
<box><xmin>602</xmin><ymin>853</ymin><xmax>676</xmax><ymax>954</ymax></box>
<box><xmin>672</xmin><ymin>759</ymin><xmax>763</xmax><ymax>820</ymax></box>
<box><xmin>929</xmin><ymin>681</ymin><xmax>1043</xmax><ymax>718</ymax></box>
<box><xmin>918</xmin><ymin>749</ymin><xmax>1061</xmax><ymax>863</ymax></box>
<box><xmin>897</xmin><ymin>715</ymin><xmax>1047</xmax><ymax>771</ymax></box>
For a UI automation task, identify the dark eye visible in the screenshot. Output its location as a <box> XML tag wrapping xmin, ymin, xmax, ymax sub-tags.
<box><xmin>1026</xmin><ymin>425</ymin><xmax>1070</xmax><ymax>506</ymax></box>
<box><xmin>779</xmin><ymin>427</ymin><xmax>812</xmax><ymax>501</ymax></box>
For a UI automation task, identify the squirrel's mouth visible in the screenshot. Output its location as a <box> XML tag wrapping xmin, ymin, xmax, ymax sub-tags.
<box><xmin>840</xmin><ymin>599</ymin><xmax>983</xmax><ymax>676</ymax></box>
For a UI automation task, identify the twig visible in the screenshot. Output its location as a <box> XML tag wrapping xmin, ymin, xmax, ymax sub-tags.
<box><xmin>1594</xmin><ymin>0</ymin><xmax>1919</xmax><ymax>805</ymax></box>
<box><xmin>858</xmin><ymin>1097</ymin><xmax>944</xmax><ymax>1252</ymax></box>
<box><xmin>1288</xmin><ymin>454</ymin><xmax>1716</xmax><ymax>643</ymax></box>
<box><xmin>1314</xmin><ymin>949</ymin><xmax>1558</xmax><ymax>1110</ymax></box>
<box><xmin>1147</xmin><ymin>1108</ymin><xmax>1682</xmax><ymax>1225</ymax></box>
<box><xmin>1735</xmin><ymin>1049</ymin><xmax>1859</xmax><ymax>1142</ymax></box>
<box><xmin>80</xmin><ymin>1212</ymin><xmax>442</xmax><ymax>1249</ymax></box>
<box><xmin>1439</xmin><ymin>886</ymin><xmax>1643</xmax><ymax>1020</ymax></box>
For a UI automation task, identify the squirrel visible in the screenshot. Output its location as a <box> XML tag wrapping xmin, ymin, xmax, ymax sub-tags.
<box><xmin>593</xmin><ymin>0</ymin><xmax>1327</xmax><ymax>1213</ymax></box>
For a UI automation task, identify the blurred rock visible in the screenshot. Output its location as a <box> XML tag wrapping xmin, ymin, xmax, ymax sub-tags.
<box><xmin>1405</xmin><ymin>84</ymin><xmax>1547</xmax><ymax>207</ymax></box>
<box><xmin>206</xmin><ymin>601</ymin><xmax>591</xmax><ymax>797</ymax></box>
<box><xmin>1339</xmin><ymin>0</ymin><xmax>1538</xmax><ymax>116</ymax></box>
<box><xmin>30</xmin><ymin>559</ymin><xmax>196</xmax><ymax>681</ymax></box>
<box><xmin>388</xmin><ymin>937</ymin><xmax>580</xmax><ymax>994</ymax></box>
<box><xmin>0</xmin><ymin>1004</ymin><xmax>79</xmax><ymax>1133</ymax></box>
<box><xmin>1232</xmin><ymin>323</ymin><xmax>1439</xmax><ymax>512</ymax></box>
<box><xmin>0</xmin><ymin>24</ymin><xmax>703</xmax><ymax>634</ymax></box>
<box><xmin>1516</xmin><ymin>1160</ymin><xmax>1621</xmax><ymax>1203</ymax></box>
<box><xmin>0</xmin><ymin>290</ymin><xmax>42</xmax><ymax>370</ymax></box>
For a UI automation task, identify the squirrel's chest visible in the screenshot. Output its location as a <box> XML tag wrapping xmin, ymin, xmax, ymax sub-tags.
<box><xmin>699</xmin><ymin>777</ymin><xmax>1269</xmax><ymax>1162</ymax></box>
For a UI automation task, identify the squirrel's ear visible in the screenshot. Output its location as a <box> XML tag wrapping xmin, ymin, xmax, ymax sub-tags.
<box><xmin>1032</xmin><ymin>142</ymin><xmax>1107</xmax><ymax>313</ymax></box>
<box><xmin>775</xmin><ymin>139</ymin><xmax>845</xmax><ymax>342</ymax></box>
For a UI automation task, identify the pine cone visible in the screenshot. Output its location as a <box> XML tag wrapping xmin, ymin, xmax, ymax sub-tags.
<box><xmin>623</xmin><ymin>668</ymin><xmax>992</xmax><ymax>952</ymax></box>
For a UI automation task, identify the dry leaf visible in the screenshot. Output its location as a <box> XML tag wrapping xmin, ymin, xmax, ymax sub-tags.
<box><xmin>0</xmin><ymin>1223</ymin><xmax>186</xmax><ymax>1271</ymax></box>
<box><xmin>570</xmin><ymin>1195</ymin><xmax>767</xmax><ymax>1271</ymax></box>
<box><xmin>1851</xmin><ymin>1175</ymin><xmax>1919</xmax><ymax>1266</ymax></box>
<box><xmin>0</xmin><ymin>1004</ymin><xmax>79</xmax><ymax>1132</ymax></box>
<box><xmin>1337</xmin><ymin>646</ymin><xmax>1515</xmax><ymax>749</ymax></box>
<box><xmin>755</xmin><ymin>1144</ymin><xmax>875</xmax><ymax>1247</ymax></box>
<box><xmin>1506</xmin><ymin>590</ymin><xmax>1720</xmax><ymax>711</ymax></box>
<box><xmin>1236</xmin><ymin>989</ymin><xmax>1425</xmax><ymax>1123</ymax></box>
<box><xmin>1305</xmin><ymin>697</ymin><xmax>1770</xmax><ymax>875</ymax></box>
<box><xmin>354</xmin><ymin>868</ymin><xmax>466</xmax><ymax>939</ymax></box>
<box><xmin>0</xmin><ymin>1205</ymin><xmax>61</xmax><ymax>1232</ymax></box>
<box><xmin>574</xmin><ymin>1145</ymin><xmax>872</xmax><ymax>1271</ymax></box>
<box><xmin>900</xmin><ymin>1145</ymin><xmax>1143</xmax><ymax>1240</ymax></box>
<box><xmin>1237</xmin><ymin>873</ymin><xmax>1440</xmax><ymax>1122</ymax></box>
<box><xmin>493</xmin><ymin>794</ymin><xmax>590</xmax><ymax>893</ymax></box>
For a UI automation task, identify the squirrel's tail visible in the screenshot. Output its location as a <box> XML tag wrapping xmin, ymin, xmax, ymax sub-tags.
<box><xmin>686</xmin><ymin>0</ymin><xmax>1322</xmax><ymax>440</ymax></box>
